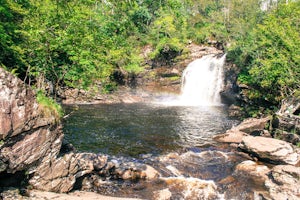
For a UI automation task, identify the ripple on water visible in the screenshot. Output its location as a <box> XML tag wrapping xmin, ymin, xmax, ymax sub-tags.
<box><xmin>62</xmin><ymin>103</ymin><xmax>268</xmax><ymax>199</ymax></box>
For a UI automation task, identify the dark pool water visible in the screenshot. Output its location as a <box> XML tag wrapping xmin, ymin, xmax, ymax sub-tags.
<box><xmin>63</xmin><ymin>103</ymin><xmax>238</xmax><ymax>157</ymax></box>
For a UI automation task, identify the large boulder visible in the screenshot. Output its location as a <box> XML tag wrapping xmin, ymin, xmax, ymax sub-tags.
<box><xmin>213</xmin><ymin>117</ymin><xmax>271</xmax><ymax>144</ymax></box>
<box><xmin>239</xmin><ymin>136</ymin><xmax>300</xmax><ymax>165</ymax></box>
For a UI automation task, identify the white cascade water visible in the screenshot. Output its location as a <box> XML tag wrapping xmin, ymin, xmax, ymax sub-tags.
<box><xmin>180</xmin><ymin>54</ymin><xmax>226</xmax><ymax>106</ymax></box>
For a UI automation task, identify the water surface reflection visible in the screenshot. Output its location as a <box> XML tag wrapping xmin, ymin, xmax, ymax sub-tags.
<box><xmin>63</xmin><ymin>103</ymin><xmax>238</xmax><ymax>157</ymax></box>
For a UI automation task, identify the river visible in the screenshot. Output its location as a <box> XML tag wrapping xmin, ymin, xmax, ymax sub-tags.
<box><xmin>61</xmin><ymin>54</ymin><xmax>265</xmax><ymax>199</ymax></box>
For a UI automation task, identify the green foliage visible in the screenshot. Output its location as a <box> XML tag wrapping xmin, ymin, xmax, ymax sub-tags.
<box><xmin>0</xmin><ymin>0</ymin><xmax>28</xmax><ymax>72</ymax></box>
<box><xmin>0</xmin><ymin>0</ymin><xmax>298</xmax><ymax>117</ymax></box>
<box><xmin>229</xmin><ymin>1</ymin><xmax>300</xmax><ymax>106</ymax></box>
<box><xmin>36</xmin><ymin>90</ymin><xmax>63</xmax><ymax>119</ymax></box>
<box><xmin>150</xmin><ymin>38</ymin><xmax>184</xmax><ymax>61</ymax></box>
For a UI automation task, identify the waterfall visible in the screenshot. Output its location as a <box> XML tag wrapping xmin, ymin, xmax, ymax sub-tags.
<box><xmin>180</xmin><ymin>54</ymin><xmax>226</xmax><ymax>106</ymax></box>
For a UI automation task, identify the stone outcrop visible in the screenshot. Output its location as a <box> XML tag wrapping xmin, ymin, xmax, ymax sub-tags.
<box><xmin>265</xmin><ymin>165</ymin><xmax>300</xmax><ymax>200</ymax></box>
<box><xmin>272</xmin><ymin>97</ymin><xmax>300</xmax><ymax>144</ymax></box>
<box><xmin>239</xmin><ymin>136</ymin><xmax>300</xmax><ymax>165</ymax></box>
<box><xmin>0</xmin><ymin>68</ymin><xmax>63</xmax><ymax>175</ymax></box>
<box><xmin>29</xmin><ymin>153</ymin><xmax>107</xmax><ymax>193</ymax></box>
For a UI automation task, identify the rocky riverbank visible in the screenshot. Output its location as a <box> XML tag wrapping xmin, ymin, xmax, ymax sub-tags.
<box><xmin>213</xmin><ymin>96</ymin><xmax>300</xmax><ymax>199</ymax></box>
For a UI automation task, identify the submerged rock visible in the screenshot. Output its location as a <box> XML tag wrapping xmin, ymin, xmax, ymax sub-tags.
<box><xmin>101</xmin><ymin>160</ymin><xmax>161</xmax><ymax>181</ymax></box>
<box><xmin>153</xmin><ymin>188</ymin><xmax>172</xmax><ymax>200</ymax></box>
<box><xmin>161</xmin><ymin>177</ymin><xmax>218</xmax><ymax>200</ymax></box>
<box><xmin>239</xmin><ymin>136</ymin><xmax>300</xmax><ymax>165</ymax></box>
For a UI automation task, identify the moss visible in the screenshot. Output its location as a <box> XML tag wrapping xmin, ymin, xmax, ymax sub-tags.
<box><xmin>168</xmin><ymin>76</ymin><xmax>181</xmax><ymax>81</ymax></box>
<box><xmin>0</xmin><ymin>140</ymin><xmax>4</xmax><ymax>147</ymax></box>
<box><xmin>36</xmin><ymin>91</ymin><xmax>63</xmax><ymax>121</ymax></box>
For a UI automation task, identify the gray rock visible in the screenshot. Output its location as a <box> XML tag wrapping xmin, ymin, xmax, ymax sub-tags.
<box><xmin>274</xmin><ymin>96</ymin><xmax>300</xmax><ymax>135</ymax></box>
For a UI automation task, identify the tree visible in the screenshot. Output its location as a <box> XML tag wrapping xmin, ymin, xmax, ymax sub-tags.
<box><xmin>0</xmin><ymin>0</ymin><xmax>28</xmax><ymax>73</ymax></box>
<box><xmin>229</xmin><ymin>1</ymin><xmax>300</xmax><ymax>107</ymax></box>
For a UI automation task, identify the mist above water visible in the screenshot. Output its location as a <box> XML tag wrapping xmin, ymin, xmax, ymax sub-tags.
<box><xmin>156</xmin><ymin>54</ymin><xmax>226</xmax><ymax>107</ymax></box>
<box><xmin>180</xmin><ymin>54</ymin><xmax>226</xmax><ymax>106</ymax></box>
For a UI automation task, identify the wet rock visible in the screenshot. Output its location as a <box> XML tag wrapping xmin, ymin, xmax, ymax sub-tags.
<box><xmin>239</xmin><ymin>136</ymin><xmax>300</xmax><ymax>165</ymax></box>
<box><xmin>159</xmin><ymin>151</ymin><xmax>239</xmax><ymax>182</ymax></box>
<box><xmin>140</xmin><ymin>165</ymin><xmax>161</xmax><ymax>180</ymax></box>
<box><xmin>106</xmin><ymin>161</ymin><xmax>160</xmax><ymax>181</ymax></box>
<box><xmin>162</xmin><ymin>177</ymin><xmax>218</xmax><ymax>200</ymax></box>
<box><xmin>213</xmin><ymin>130</ymin><xmax>248</xmax><ymax>143</ymax></box>
<box><xmin>234</xmin><ymin>160</ymin><xmax>270</xmax><ymax>185</ymax></box>
<box><xmin>265</xmin><ymin>165</ymin><xmax>300</xmax><ymax>200</ymax></box>
<box><xmin>0</xmin><ymin>188</ymin><xmax>25</xmax><ymax>200</ymax></box>
<box><xmin>218</xmin><ymin>176</ymin><xmax>235</xmax><ymax>185</ymax></box>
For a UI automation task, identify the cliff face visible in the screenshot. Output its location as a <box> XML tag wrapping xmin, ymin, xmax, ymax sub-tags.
<box><xmin>0</xmin><ymin>67</ymin><xmax>63</xmax><ymax>180</ymax></box>
<box><xmin>0</xmin><ymin>68</ymin><xmax>158</xmax><ymax>193</ymax></box>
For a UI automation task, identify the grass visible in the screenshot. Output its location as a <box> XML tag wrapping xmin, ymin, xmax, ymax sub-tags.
<box><xmin>36</xmin><ymin>91</ymin><xmax>63</xmax><ymax>121</ymax></box>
